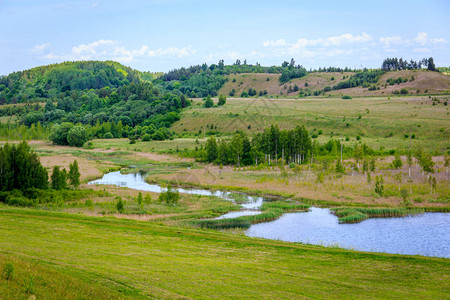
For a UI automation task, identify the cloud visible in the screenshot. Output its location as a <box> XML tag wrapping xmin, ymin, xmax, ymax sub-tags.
<box><xmin>32</xmin><ymin>40</ymin><xmax>196</xmax><ymax>63</ymax></box>
<box><xmin>380</xmin><ymin>32</ymin><xmax>446</xmax><ymax>48</ymax></box>
<box><xmin>72</xmin><ymin>40</ymin><xmax>115</xmax><ymax>56</ymax></box>
<box><xmin>264</xmin><ymin>33</ymin><xmax>372</xmax><ymax>49</ymax></box>
<box><xmin>263</xmin><ymin>39</ymin><xmax>287</xmax><ymax>47</ymax></box>
<box><xmin>414</xmin><ymin>32</ymin><xmax>428</xmax><ymax>45</ymax></box>
<box><xmin>261</xmin><ymin>33</ymin><xmax>372</xmax><ymax>60</ymax></box>
<box><xmin>379</xmin><ymin>36</ymin><xmax>406</xmax><ymax>47</ymax></box>
<box><xmin>31</xmin><ymin>43</ymin><xmax>51</xmax><ymax>54</ymax></box>
<box><xmin>92</xmin><ymin>2</ymin><xmax>99</xmax><ymax>8</ymax></box>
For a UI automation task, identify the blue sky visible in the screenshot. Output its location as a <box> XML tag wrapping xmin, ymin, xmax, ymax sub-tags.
<box><xmin>1</xmin><ymin>0</ymin><xmax>449</xmax><ymax>74</ymax></box>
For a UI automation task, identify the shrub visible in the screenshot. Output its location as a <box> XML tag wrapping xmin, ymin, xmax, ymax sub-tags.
<box><xmin>116</xmin><ymin>197</ymin><xmax>125</xmax><ymax>213</ymax></box>
<box><xmin>400</xmin><ymin>88</ymin><xmax>408</xmax><ymax>95</ymax></box>
<box><xmin>103</xmin><ymin>132</ymin><xmax>114</xmax><ymax>139</ymax></box>
<box><xmin>142</xmin><ymin>134</ymin><xmax>151</xmax><ymax>141</ymax></box>
<box><xmin>342</xmin><ymin>95</ymin><xmax>352</xmax><ymax>99</ymax></box>
<box><xmin>158</xmin><ymin>185</ymin><xmax>180</xmax><ymax>206</ymax></box>
<box><xmin>144</xmin><ymin>193</ymin><xmax>152</xmax><ymax>204</ymax></box>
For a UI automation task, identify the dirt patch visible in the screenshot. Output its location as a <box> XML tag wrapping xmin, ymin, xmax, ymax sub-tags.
<box><xmin>40</xmin><ymin>154</ymin><xmax>103</xmax><ymax>181</ymax></box>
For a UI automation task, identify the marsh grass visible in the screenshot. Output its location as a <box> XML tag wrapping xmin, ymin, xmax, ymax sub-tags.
<box><xmin>191</xmin><ymin>201</ymin><xmax>310</xmax><ymax>229</ymax></box>
<box><xmin>332</xmin><ymin>207</ymin><xmax>424</xmax><ymax>223</ymax></box>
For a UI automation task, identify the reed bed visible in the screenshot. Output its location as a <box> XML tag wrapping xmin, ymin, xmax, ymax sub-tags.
<box><xmin>332</xmin><ymin>207</ymin><xmax>424</xmax><ymax>223</ymax></box>
<box><xmin>190</xmin><ymin>201</ymin><xmax>310</xmax><ymax>229</ymax></box>
<box><xmin>261</xmin><ymin>201</ymin><xmax>310</xmax><ymax>212</ymax></box>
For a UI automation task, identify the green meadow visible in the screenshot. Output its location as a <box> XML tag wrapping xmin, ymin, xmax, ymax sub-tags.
<box><xmin>1</xmin><ymin>207</ymin><xmax>449</xmax><ymax>299</ymax></box>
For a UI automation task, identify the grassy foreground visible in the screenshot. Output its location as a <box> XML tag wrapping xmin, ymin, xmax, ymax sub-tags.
<box><xmin>1</xmin><ymin>207</ymin><xmax>449</xmax><ymax>299</ymax></box>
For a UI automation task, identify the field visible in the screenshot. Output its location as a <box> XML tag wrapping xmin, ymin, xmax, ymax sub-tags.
<box><xmin>218</xmin><ymin>70</ymin><xmax>450</xmax><ymax>98</ymax></box>
<box><xmin>1</xmin><ymin>207</ymin><xmax>449</xmax><ymax>299</ymax></box>
<box><xmin>1</xmin><ymin>93</ymin><xmax>449</xmax><ymax>298</ymax></box>
<box><xmin>172</xmin><ymin>96</ymin><xmax>449</xmax><ymax>152</ymax></box>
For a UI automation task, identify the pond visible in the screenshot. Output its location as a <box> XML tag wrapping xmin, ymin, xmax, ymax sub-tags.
<box><xmin>89</xmin><ymin>171</ymin><xmax>450</xmax><ymax>258</ymax></box>
<box><xmin>88</xmin><ymin>171</ymin><xmax>264</xmax><ymax>209</ymax></box>
<box><xmin>247</xmin><ymin>207</ymin><xmax>450</xmax><ymax>258</ymax></box>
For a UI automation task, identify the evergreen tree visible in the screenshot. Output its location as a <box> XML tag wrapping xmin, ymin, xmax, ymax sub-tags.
<box><xmin>51</xmin><ymin>166</ymin><xmax>67</xmax><ymax>190</ymax></box>
<box><xmin>137</xmin><ymin>192</ymin><xmax>143</xmax><ymax>207</ymax></box>
<box><xmin>205</xmin><ymin>136</ymin><xmax>218</xmax><ymax>163</ymax></box>
<box><xmin>68</xmin><ymin>160</ymin><xmax>81</xmax><ymax>189</ymax></box>
<box><xmin>218</xmin><ymin>94</ymin><xmax>226</xmax><ymax>106</ymax></box>
<box><xmin>0</xmin><ymin>142</ymin><xmax>48</xmax><ymax>191</ymax></box>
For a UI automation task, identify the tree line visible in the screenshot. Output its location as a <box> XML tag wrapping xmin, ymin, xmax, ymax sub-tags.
<box><xmin>0</xmin><ymin>141</ymin><xmax>80</xmax><ymax>192</ymax></box>
<box><xmin>199</xmin><ymin>125</ymin><xmax>313</xmax><ymax>166</ymax></box>
<box><xmin>381</xmin><ymin>57</ymin><xmax>436</xmax><ymax>71</ymax></box>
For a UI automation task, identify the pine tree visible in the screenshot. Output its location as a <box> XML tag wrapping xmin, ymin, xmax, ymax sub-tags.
<box><xmin>137</xmin><ymin>192</ymin><xmax>143</xmax><ymax>207</ymax></box>
<box><xmin>68</xmin><ymin>160</ymin><xmax>81</xmax><ymax>189</ymax></box>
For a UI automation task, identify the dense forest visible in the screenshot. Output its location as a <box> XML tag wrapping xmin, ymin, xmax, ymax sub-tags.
<box><xmin>0</xmin><ymin>61</ymin><xmax>188</xmax><ymax>145</ymax></box>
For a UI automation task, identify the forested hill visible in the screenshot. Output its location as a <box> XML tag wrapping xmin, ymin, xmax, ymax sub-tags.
<box><xmin>0</xmin><ymin>61</ymin><xmax>188</xmax><ymax>145</ymax></box>
<box><xmin>0</xmin><ymin>61</ymin><xmax>143</xmax><ymax>103</ymax></box>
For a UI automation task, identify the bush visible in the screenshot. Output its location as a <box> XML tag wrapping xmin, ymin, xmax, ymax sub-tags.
<box><xmin>103</xmin><ymin>132</ymin><xmax>113</xmax><ymax>139</ymax></box>
<box><xmin>158</xmin><ymin>185</ymin><xmax>180</xmax><ymax>206</ymax></box>
<box><xmin>203</xmin><ymin>96</ymin><xmax>214</xmax><ymax>108</ymax></box>
<box><xmin>142</xmin><ymin>134</ymin><xmax>151</xmax><ymax>141</ymax></box>
<box><xmin>116</xmin><ymin>197</ymin><xmax>125</xmax><ymax>213</ymax></box>
<box><xmin>400</xmin><ymin>88</ymin><xmax>408</xmax><ymax>95</ymax></box>
<box><xmin>342</xmin><ymin>95</ymin><xmax>352</xmax><ymax>99</ymax></box>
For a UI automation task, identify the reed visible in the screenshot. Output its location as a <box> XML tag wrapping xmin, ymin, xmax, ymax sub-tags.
<box><xmin>190</xmin><ymin>209</ymin><xmax>287</xmax><ymax>229</ymax></box>
<box><xmin>332</xmin><ymin>207</ymin><xmax>425</xmax><ymax>223</ymax></box>
<box><xmin>261</xmin><ymin>201</ymin><xmax>310</xmax><ymax>212</ymax></box>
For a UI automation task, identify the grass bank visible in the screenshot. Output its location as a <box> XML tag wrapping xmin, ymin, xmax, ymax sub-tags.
<box><xmin>0</xmin><ymin>208</ymin><xmax>449</xmax><ymax>299</ymax></box>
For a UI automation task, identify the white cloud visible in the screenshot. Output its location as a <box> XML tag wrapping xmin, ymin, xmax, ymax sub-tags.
<box><xmin>379</xmin><ymin>36</ymin><xmax>406</xmax><ymax>47</ymax></box>
<box><xmin>380</xmin><ymin>32</ymin><xmax>446</xmax><ymax>48</ymax></box>
<box><xmin>414</xmin><ymin>32</ymin><xmax>428</xmax><ymax>45</ymax></box>
<box><xmin>32</xmin><ymin>40</ymin><xmax>196</xmax><ymax>63</ymax></box>
<box><xmin>264</xmin><ymin>33</ymin><xmax>372</xmax><ymax>49</ymax></box>
<box><xmin>327</xmin><ymin>32</ymin><xmax>372</xmax><ymax>46</ymax></box>
<box><xmin>31</xmin><ymin>43</ymin><xmax>51</xmax><ymax>54</ymax></box>
<box><xmin>262</xmin><ymin>33</ymin><xmax>372</xmax><ymax>60</ymax></box>
<box><xmin>92</xmin><ymin>2</ymin><xmax>99</xmax><ymax>8</ymax></box>
<box><xmin>263</xmin><ymin>39</ymin><xmax>287</xmax><ymax>47</ymax></box>
<box><xmin>72</xmin><ymin>40</ymin><xmax>115</xmax><ymax>56</ymax></box>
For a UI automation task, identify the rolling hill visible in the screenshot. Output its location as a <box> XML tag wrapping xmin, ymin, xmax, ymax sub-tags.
<box><xmin>218</xmin><ymin>70</ymin><xmax>450</xmax><ymax>98</ymax></box>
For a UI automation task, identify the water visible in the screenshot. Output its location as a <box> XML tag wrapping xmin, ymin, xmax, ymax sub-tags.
<box><xmin>90</xmin><ymin>171</ymin><xmax>450</xmax><ymax>258</ymax></box>
<box><xmin>88</xmin><ymin>171</ymin><xmax>264</xmax><ymax>209</ymax></box>
<box><xmin>246</xmin><ymin>207</ymin><xmax>450</xmax><ymax>258</ymax></box>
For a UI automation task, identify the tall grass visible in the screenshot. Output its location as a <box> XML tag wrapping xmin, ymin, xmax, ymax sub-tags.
<box><xmin>261</xmin><ymin>201</ymin><xmax>310</xmax><ymax>212</ymax></box>
<box><xmin>191</xmin><ymin>201</ymin><xmax>310</xmax><ymax>229</ymax></box>
<box><xmin>332</xmin><ymin>207</ymin><xmax>424</xmax><ymax>223</ymax></box>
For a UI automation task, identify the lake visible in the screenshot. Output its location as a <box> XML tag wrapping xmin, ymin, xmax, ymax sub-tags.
<box><xmin>89</xmin><ymin>171</ymin><xmax>450</xmax><ymax>258</ymax></box>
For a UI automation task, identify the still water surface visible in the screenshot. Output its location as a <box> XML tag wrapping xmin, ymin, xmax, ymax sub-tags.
<box><xmin>247</xmin><ymin>207</ymin><xmax>450</xmax><ymax>258</ymax></box>
<box><xmin>89</xmin><ymin>171</ymin><xmax>450</xmax><ymax>258</ymax></box>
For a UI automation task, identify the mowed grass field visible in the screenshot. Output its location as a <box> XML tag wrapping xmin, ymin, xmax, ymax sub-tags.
<box><xmin>172</xmin><ymin>96</ymin><xmax>450</xmax><ymax>152</ymax></box>
<box><xmin>1</xmin><ymin>207</ymin><xmax>449</xmax><ymax>299</ymax></box>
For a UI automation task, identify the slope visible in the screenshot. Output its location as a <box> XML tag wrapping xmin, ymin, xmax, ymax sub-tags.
<box><xmin>0</xmin><ymin>208</ymin><xmax>448</xmax><ymax>299</ymax></box>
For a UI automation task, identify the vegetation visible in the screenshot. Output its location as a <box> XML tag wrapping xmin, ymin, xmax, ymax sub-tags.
<box><xmin>332</xmin><ymin>207</ymin><xmax>424</xmax><ymax>223</ymax></box>
<box><xmin>1</xmin><ymin>208</ymin><xmax>448</xmax><ymax>298</ymax></box>
<box><xmin>0</xmin><ymin>142</ymin><xmax>48</xmax><ymax>191</ymax></box>
<box><xmin>0</xmin><ymin>61</ymin><xmax>187</xmax><ymax>146</ymax></box>
<box><xmin>382</xmin><ymin>57</ymin><xmax>436</xmax><ymax>71</ymax></box>
<box><xmin>200</xmin><ymin>124</ymin><xmax>312</xmax><ymax>166</ymax></box>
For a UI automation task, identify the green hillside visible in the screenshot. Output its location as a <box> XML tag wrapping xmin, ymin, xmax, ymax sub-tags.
<box><xmin>218</xmin><ymin>70</ymin><xmax>450</xmax><ymax>98</ymax></box>
<box><xmin>1</xmin><ymin>208</ymin><xmax>448</xmax><ymax>299</ymax></box>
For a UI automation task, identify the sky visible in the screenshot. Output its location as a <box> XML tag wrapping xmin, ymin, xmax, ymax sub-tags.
<box><xmin>1</xmin><ymin>0</ymin><xmax>449</xmax><ymax>75</ymax></box>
